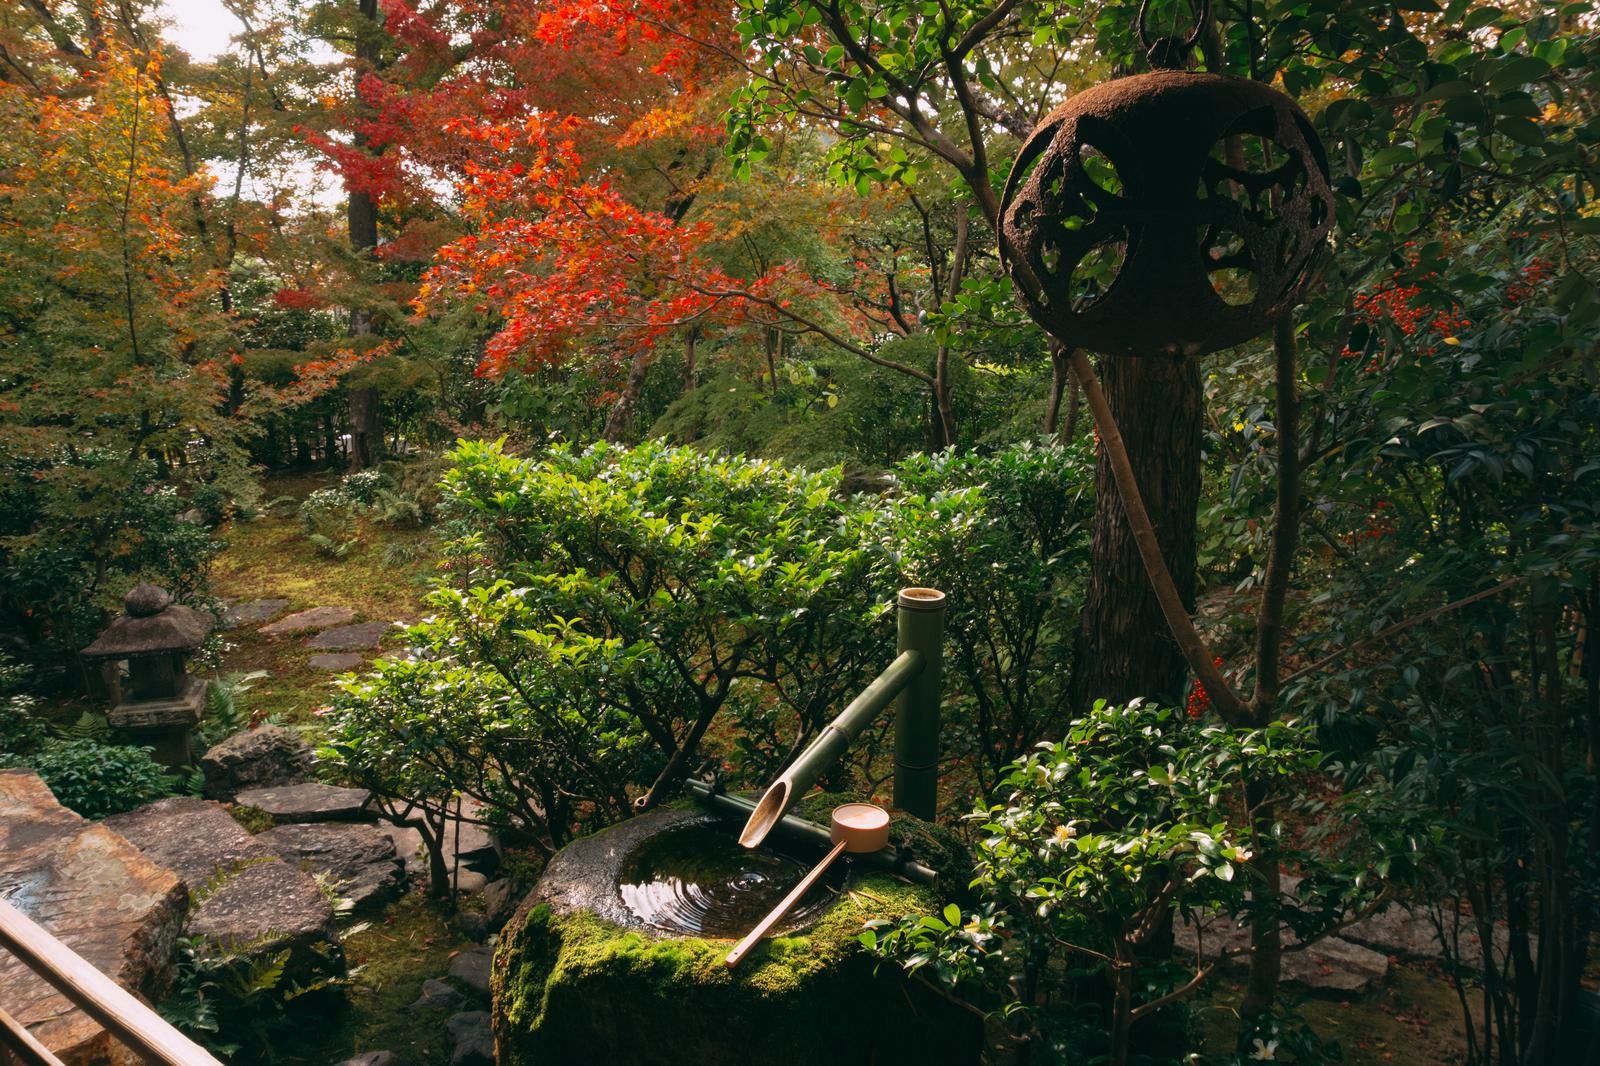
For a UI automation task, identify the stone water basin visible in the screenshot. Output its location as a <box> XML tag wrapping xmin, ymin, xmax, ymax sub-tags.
<box><xmin>493</xmin><ymin>805</ymin><xmax>983</xmax><ymax>1066</ymax></box>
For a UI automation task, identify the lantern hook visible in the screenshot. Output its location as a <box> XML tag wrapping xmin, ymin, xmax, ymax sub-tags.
<box><xmin>1136</xmin><ymin>0</ymin><xmax>1209</xmax><ymax>70</ymax></box>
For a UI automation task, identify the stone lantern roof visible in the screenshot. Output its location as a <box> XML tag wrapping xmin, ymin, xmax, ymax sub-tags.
<box><xmin>80</xmin><ymin>583</ymin><xmax>212</xmax><ymax>661</ymax></box>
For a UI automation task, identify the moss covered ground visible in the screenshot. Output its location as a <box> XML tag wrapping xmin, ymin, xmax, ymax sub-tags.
<box><xmin>209</xmin><ymin>478</ymin><xmax>439</xmax><ymax>727</ymax></box>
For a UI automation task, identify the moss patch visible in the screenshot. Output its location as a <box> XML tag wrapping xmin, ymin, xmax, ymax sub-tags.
<box><xmin>496</xmin><ymin>873</ymin><xmax>983</xmax><ymax>1066</ymax></box>
<box><xmin>208</xmin><ymin>479</ymin><xmax>439</xmax><ymax>729</ymax></box>
<box><xmin>260</xmin><ymin>894</ymin><xmax>479</xmax><ymax>1065</ymax></box>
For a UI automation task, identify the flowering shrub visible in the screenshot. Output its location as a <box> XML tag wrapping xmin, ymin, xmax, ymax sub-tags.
<box><xmin>866</xmin><ymin>702</ymin><xmax>1385</xmax><ymax>1066</ymax></box>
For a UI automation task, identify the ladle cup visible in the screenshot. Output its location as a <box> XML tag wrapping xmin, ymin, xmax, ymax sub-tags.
<box><xmin>724</xmin><ymin>803</ymin><xmax>890</xmax><ymax>969</ymax></box>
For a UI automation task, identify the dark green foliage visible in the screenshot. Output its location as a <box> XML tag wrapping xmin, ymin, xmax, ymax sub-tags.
<box><xmin>323</xmin><ymin>437</ymin><xmax>1095</xmax><ymax>862</ymax></box>
<box><xmin>2</xmin><ymin>736</ymin><xmax>174</xmax><ymax>818</ymax></box>
<box><xmin>865</xmin><ymin>701</ymin><xmax>1391</xmax><ymax>1064</ymax></box>
<box><xmin>0</xmin><ymin>455</ymin><xmax>224</xmax><ymax>670</ymax></box>
<box><xmin>885</xmin><ymin>439</ymin><xmax>1094</xmax><ymax>787</ymax></box>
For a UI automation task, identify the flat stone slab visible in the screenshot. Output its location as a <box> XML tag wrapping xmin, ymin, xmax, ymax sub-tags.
<box><xmin>103</xmin><ymin>796</ymin><xmax>275</xmax><ymax>887</ymax></box>
<box><xmin>448</xmin><ymin>946</ymin><xmax>494</xmax><ymax>995</ymax></box>
<box><xmin>200</xmin><ymin>724</ymin><xmax>314</xmax><ymax>800</ymax></box>
<box><xmin>0</xmin><ymin>772</ymin><xmax>187</xmax><ymax>1066</ymax></box>
<box><xmin>223</xmin><ymin>598</ymin><xmax>290</xmax><ymax>628</ymax></box>
<box><xmin>1343</xmin><ymin>904</ymin><xmax>1514</xmax><ymax>969</ymax></box>
<box><xmin>309</xmin><ymin>652</ymin><xmax>366</xmax><ymax>671</ymax></box>
<box><xmin>236</xmin><ymin>782</ymin><xmax>375</xmax><ymax>823</ymax></box>
<box><xmin>187</xmin><ymin>859</ymin><xmax>344</xmax><ymax>982</ymax></box>
<box><xmin>104</xmin><ymin>796</ymin><xmax>344</xmax><ymax>986</ymax></box>
<box><xmin>256</xmin><ymin>823</ymin><xmax>405</xmax><ymax>913</ymax></box>
<box><xmin>260</xmin><ymin>606</ymin><xmax>356</xmax><ymax>636</ymax></box>
<box><xmin>306</xmin><ymin>621</ymin><xmax>391</xmax><ymax>651</ymax></box>
<box><xmin>1176</xmin><ymin>912</ymin><xmax>1390</xmax><ymax>996</ymax></box>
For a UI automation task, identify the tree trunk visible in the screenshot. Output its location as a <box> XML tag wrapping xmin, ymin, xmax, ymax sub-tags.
<box><xmin>342</xmin><ymin>0</ymin><xmax>383</xmax><ymax>471</ymax></box>
<box><xmin>1069</xmin><ymin>353</ymin><xmax>1204</xmax><ymax>710</ymax></box>
<box><xmin>603</xmin><ymin>349</ymin><xmax>651</xmax><ymax>442</ymax></box>
<box><xmin>348</xmin><ymin>386</ymin><xmax>381</xmax><ymax>470</ymax></box>
<box><xmin>934</xmin><ymin>345</ymin><xmax>957</xmax><ymax>448</ymax></box>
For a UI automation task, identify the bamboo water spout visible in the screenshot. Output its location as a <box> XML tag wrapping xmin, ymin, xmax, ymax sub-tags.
<box><xmin>737</xmin><ymin>588</ymin><xmax>946</xmax><ymax>849</ymax></box>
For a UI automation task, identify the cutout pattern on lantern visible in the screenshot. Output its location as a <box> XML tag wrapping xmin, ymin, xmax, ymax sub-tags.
<box><xmin>1001</xmin><ymin>72</ymin><xmax>1334</xmax><ymax>358</ymax></box>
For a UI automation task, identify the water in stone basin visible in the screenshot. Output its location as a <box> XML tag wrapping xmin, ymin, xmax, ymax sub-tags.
<box><xmin>618</xmin><ymin>824</ymin><xmax>844</xmax><ymax>937</ymax></box>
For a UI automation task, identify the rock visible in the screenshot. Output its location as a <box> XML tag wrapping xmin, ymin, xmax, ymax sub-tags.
<box><xmin>102</xmin><ymin>796</ymin><xmax>274</xmax><ymax>886</ymax></box>
<box><xmin>1175</xmin><ymin>912</ymin><xmax>1390</xmax><ymax>997</ymax></box>
<box><xmin>186</xmin><ymin>860</ymin><xmax>345</xmax><ymax>982</ymax></box>
<box><xmin>260</xmin><ymin>606</ymin><xmax>356</xmax><ymax>637</ymax></box>
<box><xmin>381</xmin><ymin>823</ymin><xmax>425</xmax><ymax>873</ymax></box>
<box><xmin>447</xmin><ymin>1011</ymin><xmax>494</xmax><ymax>1066</ymax></box>
<box><xmin>222</xmin><ymin>598</ymin><xmax>289</xmax><ymax>628</ymax></box>
<box><xmin>199</xmin><ymin>724</ymin><xmax>314</xmax><ymax>800</ymax></box>
<box><xmin>334</xmin><ymin>1054</ymin><xmax>402</xmax><ymax>1066</ymax></box>
<box><xmin>481</xmin><ymin>879</ymin><xmax>520</xmax><ymax>932</ymax></box>
<box><xmin>256</xmin><ymin>823</ymin><xmax>405</xmax><ymax>913</ymax></box>
<box><xmin>448</xmin><ymin>946</ymin><xmax>494</xmax><ymax>995</ymax></box>
<box><xmin>411</xmin><ymin>978</ymin><xmax>465</xmax><ymax>1013</ymax></box>
<box><xmin>309</xmin><ymin>652</ymin><xmax>366</xmax><ymax>672</ymax></box>
<box><xmin>495</xmin><ymin>808</ymin><xmax>984</xmax><ymax>1066</ymax></box>
<box><xmin>306</xmin><ymin>621</ymin><xmax>391</xmax><ymax>651</ymax></box>
<box><xmin>102</xmin><ymin>796</ymin><xmax>343</xmax><ymax>987</ymax></box>
<box><xmin>0</xmin><ymin>771</ymin><xmax>187</xmax><ymax>1066</ymax></box>
<box><xmin>1342</xmin><ymin>904</ymin><xmax>1515</xmax><ymax>968</ymax></box>
<box><xmin>235</xmin><ymin>782</ymin><xmax>374</xmax><ymax>824</ymax></box>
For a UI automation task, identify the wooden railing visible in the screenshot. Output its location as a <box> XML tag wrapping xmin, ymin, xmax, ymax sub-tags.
<box><xmin>0</xmin><ymin>900</ymin><xmax>222</xmax><ymax>1066</ymax></box>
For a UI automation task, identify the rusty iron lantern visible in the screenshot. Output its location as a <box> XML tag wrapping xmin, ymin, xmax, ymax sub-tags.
<box><xmin>999</xmin><ymin>0</ymin><xmax>1334</xmax><ymax>358</ymax></box>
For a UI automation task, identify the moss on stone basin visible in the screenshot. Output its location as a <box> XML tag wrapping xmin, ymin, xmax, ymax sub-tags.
<box><xmin>492</xmin><ymin>808</ymin><xmax>983</xmax><ymax>1066</ymax></box>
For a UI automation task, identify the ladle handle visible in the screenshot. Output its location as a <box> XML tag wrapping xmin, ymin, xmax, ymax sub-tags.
<box><xmin>724</xmin><ymin>839</ymin><xmax>847</xmax><ymax>970</ymax></box>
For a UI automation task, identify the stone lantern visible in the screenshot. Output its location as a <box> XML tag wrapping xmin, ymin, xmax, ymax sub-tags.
<box><xmin>80</xmin><ymin>583</ymin><xmax>211</xmax><ymax>768</ymax></box>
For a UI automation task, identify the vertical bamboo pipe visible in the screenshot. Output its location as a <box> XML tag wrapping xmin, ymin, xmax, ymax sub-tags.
<box><xmin>893</xmin><ymin>587</ymin><xmax>946</xmax><ymax>820</ymax></box>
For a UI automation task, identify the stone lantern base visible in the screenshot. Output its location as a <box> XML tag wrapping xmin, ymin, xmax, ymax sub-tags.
<box><xmin>108</xmin><ymin>675</ymin><xmax>207</xmax><ymax>769</ymax></box>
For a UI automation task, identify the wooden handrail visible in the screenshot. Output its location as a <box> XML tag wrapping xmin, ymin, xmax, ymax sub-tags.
<box><xmin>0</xmin><ymin>1005</ymin><xmax>66</xmax><ymax>1066</ymax></box>
<box><xmin>0</xmin><ymin>900</ymin><xmax>222</xmax><ymax>1066</ymax></box>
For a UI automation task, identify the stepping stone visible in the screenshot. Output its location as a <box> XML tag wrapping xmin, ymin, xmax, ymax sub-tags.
<box><xmin>447</xmin><ymin>946</ymin><xmax>494</xmax><ymax>995</ymax></box>
<box><xmin>256</xmin><ymin>823</ymin><xmax>405</xmax><ymax>913</ymax></box>
<box><xmin>410</xmin><ymin>978</ymin><xmax>465</xmax><ymax>1013</ymax></box>
<box><xmin>260</xmin><ymin>606</ymin><xmax>356</xmax><ymax>636</ymax></box>
<box><xmin>446</xmin><ymin>1011</ymin><xmax>494</xmax><ymax>1066</ymax></box>
<box><xmin>186</xmin><ymin>860</ymin><xmax>345</xmax><ymax>982</ymax></box>
<box><xmin>102</xmin><ymin>796</ymin><xmax>343</xmax><ymax>986</ymax></box>
<box><xmin>307</xmin><ymin>621</ymin><xmax>391</xmax><ymax>651</ymax></box>
<box><xmin>236</xmin><ymin>782</ymin><xmax>375</xmax><ymax>824</ymax></box>
<box><xmin>200</xmin><ymin>724</ymin><xmax>314</xmax><ymax>800</ymax></box>
<box><xmin>336</xmin><ymin>1054</ymin><xmax>402</xmax><ymax>1066</ymax></box>
<box><xmin>0</xmin><ymin>772</ymin><xmax>186</xmax><ymax>1066</ymax></box>
<box><xmin>309</xmin><ymin>652</ymin><xmax>366</xmax><ymax>671</ymax></box>
<box><xmin>223</xmin><ymin>598</ymin><xmax>290</xmax><ymax>628</ymax></box>
<box><xmin>103</xmin><ymin>796</ymin><xmax>275</xmax><ymax>885</ymax></box>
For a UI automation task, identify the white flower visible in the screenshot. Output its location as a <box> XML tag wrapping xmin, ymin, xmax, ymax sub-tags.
<box><xmin>1250</xmin><ymin>1037</ymin><xmax>1279</xmax><ymax>1061</ymax></box>
<box><xmin>1049</xmin><ymin>823</ymin><xmax>1078</xmax><ymax>848</ymax></box>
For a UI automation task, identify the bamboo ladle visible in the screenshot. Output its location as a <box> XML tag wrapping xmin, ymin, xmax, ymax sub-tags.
<box><xmin>724</xmin><ymin>803</ymin><xmax>891</xmax><ymax>969</ymax></box>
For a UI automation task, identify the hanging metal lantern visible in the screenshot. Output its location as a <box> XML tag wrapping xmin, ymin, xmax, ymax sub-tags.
<box><xmin>999</xmin><ymin>0</ymin><xmax>1334</xmax><ymax>358</ymax></box>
